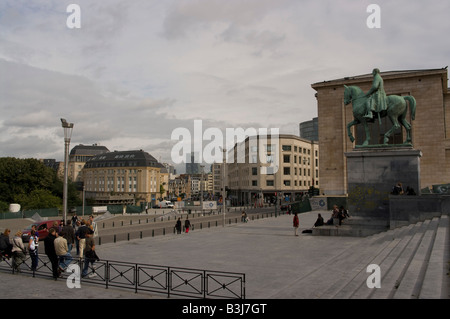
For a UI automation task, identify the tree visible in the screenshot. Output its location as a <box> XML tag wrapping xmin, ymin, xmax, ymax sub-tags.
<box><xmin>0</xmin><ymin>157</ymin><xmax>81</xmax><ymax>210</ymax></box>
<box><xmin>15</xmin><ymin>189</ymin><xmax>61</xmax><ymax>210</ymax></box>
<box><xmin>0</xmin><ymin>157</ymin><xmax>54</xmax><ymax>204</ymax></box>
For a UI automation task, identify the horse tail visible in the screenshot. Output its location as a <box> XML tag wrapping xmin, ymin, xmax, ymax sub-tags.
<box><xmin>404</xmin><ymin>96</ymin><xmax>416</xmax><ymax>120</ymax></box>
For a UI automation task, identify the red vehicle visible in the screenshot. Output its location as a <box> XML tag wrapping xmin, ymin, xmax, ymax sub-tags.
<box><xmin>21</xmin><ymin>220</ymin><xmax>63</xmax><ymax>243</ymax></box>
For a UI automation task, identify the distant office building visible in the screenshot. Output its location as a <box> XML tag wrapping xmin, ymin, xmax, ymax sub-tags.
<box><xmin>186</xmin><ymin>152</ymin><xmax>201</xmax><ymax>174</ymax></box>
<box><xmin>299</xmin><ymin>117</ymin><xmax>319</xmax><ymax>141</ymax></box>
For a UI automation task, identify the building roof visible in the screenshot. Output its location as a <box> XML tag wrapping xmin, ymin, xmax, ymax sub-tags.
<box><xmin>311</xmin><ymin>67</ymin><xmax>448</xmax><ymax>92</ymax></box>
<box><xmin>84</xmin><ymin>150</ymin><xmax>164</xmax><ymax>169</ymax></box>
<box><xmin>70</xmin><ymin>144</ymin><xmax>110</xmax><ymax>156</ymax></box>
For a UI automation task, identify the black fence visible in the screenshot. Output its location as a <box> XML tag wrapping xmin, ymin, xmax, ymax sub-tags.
<box><xmin>0</xmin><ymin>254</ymin><xmax>245</xmax><ymax>299</ymax></box>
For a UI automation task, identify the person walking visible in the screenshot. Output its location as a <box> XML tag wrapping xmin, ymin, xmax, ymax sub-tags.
<box><xmin>185</xmin><ymin>218</ymin><xmax>191</xmax><ymax>233</ymax></box>
<box><xmin>175</xmin><ymin>218</ymin><xmax>182</xmax><ymax>234</ymax></box>
<box><xmin>293</xmin><ymin>212</ymin><xmax>300</xmax><ymax>236</ymax></box>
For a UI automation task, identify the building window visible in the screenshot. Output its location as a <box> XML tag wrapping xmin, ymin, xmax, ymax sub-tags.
<box><xmin>252</xmin><ymin>180</ymin><xmax>258</xmax><ymax>186</ymax></box>
<box><xmin>266</xmin><ymin>180</ymin><xmax>274</xmax><ymax>186</ymax></box>
<box><xmin>282</xmin><ymin>145</ymin><xmax>292</xmax><ymax>151</ymax></box>
<box><xmin>284</xmin><ymin>180</ymin><xmax>291</xmax><ymax>186</ymax></box>
<box><xmin>252</xmin><ymin>167</ymin><xmax>258</xmax><ymax>175</ymax></box>
<box><xmin>283</xmin><ymin>155</ymin><xmax>290</xmax><ymax>163</ymax></box>
<box><xmin>283</xmin><ymin>167</ymin><xmax>290</xmax><ymax>175</ymax></box>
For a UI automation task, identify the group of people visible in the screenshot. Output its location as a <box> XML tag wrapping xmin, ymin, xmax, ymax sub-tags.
<box><xmin>391</xmin><ymin>182</ymin><xmax>416</xmax><ymax>195</ymax></box>
<box><xmin>292</xmin><ymin>204</ymin><xmax>351</xmax><ymax>235</ymax></box>
<box><xmin>0</xmin><ymin>214</ymin><xmax>100</xmax><ymax>280</ymax></box>
<box><xmin>175</xmin><ymin>217</ymin><xmax>191</xmax><ymax>234</ymax></box>
<box><xmin>323</xmin><ymin>205</ymin><xmax>350</xmax><ymax>226</ymax></box>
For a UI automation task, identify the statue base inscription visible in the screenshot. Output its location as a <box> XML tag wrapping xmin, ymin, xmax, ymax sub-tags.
<box><xmin>345</xmin><ymin>147</ymin><xmax>422</xmax><ymax>218</ymax></box>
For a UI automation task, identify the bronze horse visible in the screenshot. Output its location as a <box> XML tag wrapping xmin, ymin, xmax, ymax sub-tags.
<box><xmin>344</xmin><ymin>85</ymin><xmax>416</xmax><ymax>146</ymax></box>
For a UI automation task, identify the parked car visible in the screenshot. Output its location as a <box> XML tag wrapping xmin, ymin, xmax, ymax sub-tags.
<box><xmin>21</xmin><ymin>220</ymin><xmax>62</xmax><ymax>243</ymax></box>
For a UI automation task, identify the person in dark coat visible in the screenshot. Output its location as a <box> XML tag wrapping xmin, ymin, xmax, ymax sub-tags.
<box><xmin>314</xmin><ymin>213</ymin><xmax>324</xmax><ymax>227</ymax></box>
<box><xmin>0</xmin><ymin>229</ymin><xmax>13</xmax><ymax>258</ymax></box>
<box><xmin>62</xmin><ymin>220</ymin><xmax>75</xmax><ymax>253</ymax></box>
<box><xmin>44</xmin><ymin>228</ymin><xmax>59</xmax><ymax>280</ymax></box>
<box><xmin>175</xmin><ymin>218</ymin><xmax>182</xmax><ymax>234</ymax></box>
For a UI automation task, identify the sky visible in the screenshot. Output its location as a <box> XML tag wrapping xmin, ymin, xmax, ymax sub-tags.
<box><xmin>0</xmin><ymin>0</ymin><xmax>449</xmax><ymax>172</ymax></box>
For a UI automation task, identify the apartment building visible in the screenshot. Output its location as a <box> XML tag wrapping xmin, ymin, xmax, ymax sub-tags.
<box><xmin>82</xmin><ymin>149</ymin><xmax>167</xmax><ymax>205</ymax></box>
<box><xmin>227</xmin><ymin>134</ymin><xmax>319</xmax><ymax>205</ymax></box>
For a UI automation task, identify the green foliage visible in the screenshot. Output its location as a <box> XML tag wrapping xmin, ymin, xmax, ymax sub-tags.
<box><xmin>15</xmin><ymin>189</ymin><xmax>61</xmax><ymax>210</ymax></box>
<box><xmin>0</xmin><ymin>201</ymin><xmax>9</xmax><ymax>213</ymax></box>
<box><xmin>0</xmin><ymin>157</ymin><xmax>81</xmax><ymax>210</ymax></box>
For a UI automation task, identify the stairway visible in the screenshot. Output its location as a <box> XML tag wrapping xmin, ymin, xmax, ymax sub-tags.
<box><xmin>310</xmin><ymin>214</ymin><xmax>449</xmax><ymax>299</ymax></box>
<box><xmin>312</xmin><ymin>216</ymin><xmax>390</xmax><ymax>237</ymax></box>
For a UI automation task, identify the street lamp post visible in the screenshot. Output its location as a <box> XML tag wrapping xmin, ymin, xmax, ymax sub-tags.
<box><xmin>61</xmin><ymin>118</ymin><xmax>74</xmax><ymax>224</ymax></box>
<box><xmin>221</xmin><ymin>148</ymin><xmax>227</xmax><ymax>227</ymax></box>
<box><xmin>200</xmin><ymin>165</ymin><xmax>204</xmax><ymax>216</ymax></box>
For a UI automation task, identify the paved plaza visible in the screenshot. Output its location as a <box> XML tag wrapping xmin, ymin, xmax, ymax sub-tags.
<box><xmin>1</xmin><ymin>210</ymin><xmax>448</xmax><ymax>300</ymax></box>
<box><xmin>0</xmin><ymin>211</ymin><xmax>358</xmax><ymax>299</ymax></box>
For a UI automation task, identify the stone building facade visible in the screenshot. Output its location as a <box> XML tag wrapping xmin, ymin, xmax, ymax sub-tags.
<box><xmin>227</xmin><ymin>134</ymin><xmax>319</xmax><ymax>205</ymax></box>
<box><xmin>311</xmin><ymin>67</ymin><xmax>450</xmax><ymax>195</ymax></box>
<box><xmin>82</xmin><ymin>150</ymin><xmax>167</xmax><ymax>205</ymax></box>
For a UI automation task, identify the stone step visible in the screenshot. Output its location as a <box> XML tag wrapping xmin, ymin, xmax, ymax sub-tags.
<box><xmin>419</xmin><ymin>214</ymin><xmax>449</xmax><ymax>298</ymax></box>
<box><xmin>319</xmin><ymin>224</ymin><xmax>413</xmax><ymax>299</ymax></box>
<box><xmin>278</xmin><ymin>225</ymin><xmax>397</xmax><ymax>298</ymax></box>
<box><xmin>344</xmin><ymin>216</ymin><xmax>390</xmax><ymax>227</ymax></box>
<box><xmin>312</xmin><ymin>223</ymin><xmax>388</xmax><ymax>237</ymax></box>
<box><xmin>393</xmin><ymin>217</ymin><xmax>440</xmax><ymax>298</ymax></box>
<box><xmin>348</xmin><ymin>222</ymin><xmax>420</xmax><ymax>299</ymax></box>
<box><xmin>369</xmin><ymin>220</ymin><xmax>430</xmax><ymax>299</ymax></box>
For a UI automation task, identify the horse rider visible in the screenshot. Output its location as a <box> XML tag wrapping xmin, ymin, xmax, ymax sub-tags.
<box><xmin>364</xmin><ymin>68</ymin><xmax>388</xmax><ymax>120</ymax></box>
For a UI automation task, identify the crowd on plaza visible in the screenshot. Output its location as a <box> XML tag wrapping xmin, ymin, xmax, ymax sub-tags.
<box><xmin>0</xmin><ymin>214</ymin><xmax>100</xmax><ymax>280</ymax></box>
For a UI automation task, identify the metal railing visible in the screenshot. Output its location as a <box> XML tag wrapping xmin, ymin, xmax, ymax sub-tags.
<box><xmin>0</xmin><ymin>254</ymin><xmax>245</xmax><ymax>299</ymax></box>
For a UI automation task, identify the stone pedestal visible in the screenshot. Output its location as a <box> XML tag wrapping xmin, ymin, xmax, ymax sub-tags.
<box><xmin>345</xmin><ymin>147</ymin><xmax>422</xmax><ymax>219</ymax></box>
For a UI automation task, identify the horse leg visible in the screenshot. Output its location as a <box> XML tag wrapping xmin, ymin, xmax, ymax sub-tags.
<box><xmin>346</xmin><ymin>119</ymin><xmax>359</xmax><ymax>143</ymax></box>
<box><xmin>398</xmin><ymin>107</ymin><xmax>412</xmax><ymax>144</ymax></box>
<box><xmin>362</xmin><ymin>119</ymin><xmax>371</xmax><ymax>146</ymax></box>
<box><xmin>384</xmin><ymin>115</ymin><xmax>401</xmax><ymax>145</ymax></box>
